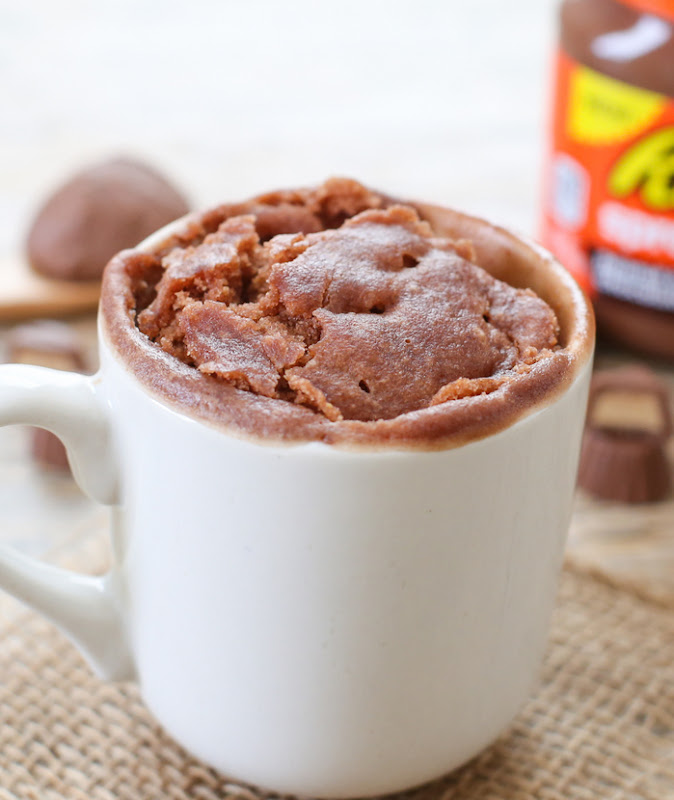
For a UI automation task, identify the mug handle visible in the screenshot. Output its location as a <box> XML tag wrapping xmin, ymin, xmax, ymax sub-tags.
<box><xmin>0</xmin><ymin>364</ymin><xmax>134</xmax><ymax>681</ymax></box>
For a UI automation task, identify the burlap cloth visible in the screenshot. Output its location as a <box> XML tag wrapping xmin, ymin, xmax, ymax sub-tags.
<box><xmin>1</xmin><ymin>523</ymin><xmax>673</xmax><ymax>800</ymax></box>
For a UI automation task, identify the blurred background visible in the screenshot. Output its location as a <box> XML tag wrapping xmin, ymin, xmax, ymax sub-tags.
<box><xmin>0</xmin><ymin>0</ymin><xmax>558</xmax><ymax>251</ymax></box>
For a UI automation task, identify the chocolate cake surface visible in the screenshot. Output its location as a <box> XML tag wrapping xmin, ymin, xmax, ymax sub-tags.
<box><xmin>101</xmin><ymin>179</ymin><xmax>593</xmax><ymax>447</ymax></box>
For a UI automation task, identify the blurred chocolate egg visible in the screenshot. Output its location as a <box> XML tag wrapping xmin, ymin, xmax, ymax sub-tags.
<box><xmin>26</xmin><ymin>157</ymin><xmax>189</xmax><ymax>281</ymax></box>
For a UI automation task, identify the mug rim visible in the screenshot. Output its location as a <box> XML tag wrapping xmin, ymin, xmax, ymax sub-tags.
<box><xmin>99</xmin><ymin>193</ymin><xmax>595</xmax><ymax>452</ymax></box>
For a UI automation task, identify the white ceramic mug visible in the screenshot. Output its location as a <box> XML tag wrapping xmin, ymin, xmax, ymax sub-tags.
<box><xmin>0</xmin><ymin>208</ymin><xmax>594</xmax><ymax>798</ymax></box>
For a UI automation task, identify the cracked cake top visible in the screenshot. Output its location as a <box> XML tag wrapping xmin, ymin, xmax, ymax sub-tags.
<box><xmin>101</xmin><ymin>178</ymin><xmax>590</xmax><ymax>447</ymax></box>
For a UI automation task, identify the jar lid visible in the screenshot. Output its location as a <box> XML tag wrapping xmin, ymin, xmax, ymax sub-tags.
<box><xmin>618</xmin><ymin>0</ymin><xmax>674</xmax><ymax>21</ymax></box>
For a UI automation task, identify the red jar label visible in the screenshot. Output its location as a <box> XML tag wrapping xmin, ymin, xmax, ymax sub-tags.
<box><xmin>618</xmin><ymin>0</ymin><xmax>674</xmax><ymax>22</ymax></box>
<box><xmin>541</xmin><ymin>50</ymin><xmax>674</xmax><ymax>312</ymax></box>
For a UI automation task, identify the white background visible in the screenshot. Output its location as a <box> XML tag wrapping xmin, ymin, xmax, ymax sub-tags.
<box><xmin>1</xmin><ymin>0</ymin><xmax>559</xmax><ymax>256</ymax></box>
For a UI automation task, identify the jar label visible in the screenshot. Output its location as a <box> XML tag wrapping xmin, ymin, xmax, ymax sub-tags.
<box><xmin>617</xmin><ymin>0</ymin><xmax>674</xmax><ymax>22</ymax></box>
<box><xmin>541</xmin><ymin>50</ymin><xmax>674</xmax><ymax>312</ymax></box>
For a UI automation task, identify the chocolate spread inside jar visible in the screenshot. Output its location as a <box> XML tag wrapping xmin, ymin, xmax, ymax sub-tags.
<box><xmin>543</xmin><ymin>0</ymin><xmax>674</xmax><ymax>359</ymax></box>
<box><xmin>101</xmin><ymin>179</ymin><xmax>592</xmax><ymax>448</ymax></box>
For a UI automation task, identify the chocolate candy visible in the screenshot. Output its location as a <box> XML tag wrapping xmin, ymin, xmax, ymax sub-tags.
<box><xmin>26</xmin><ymin>157</ymin><xmax>189</xmax><ymax>281</ymax></box>
<box><xmin>578</xmin><ymin>365</ymin><xmax>672</xmax><ymax>503</ymax></box>
<box><xmin>7</xmin><ymin>321</ymin><xmax>87</xmax><ymax>472</ymax></box>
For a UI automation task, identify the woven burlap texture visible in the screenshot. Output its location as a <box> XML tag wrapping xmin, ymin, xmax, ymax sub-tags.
<box><xmin>1</xmin><ymin>533</ymin><xmax>673</xmax><ymax>800</ymax></box>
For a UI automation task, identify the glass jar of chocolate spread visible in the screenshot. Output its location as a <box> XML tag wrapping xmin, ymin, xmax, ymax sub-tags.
<box><xmin>542</xmin><ymin>0</ymin><xmax>674</xmax><ymax>359</ymax></box>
